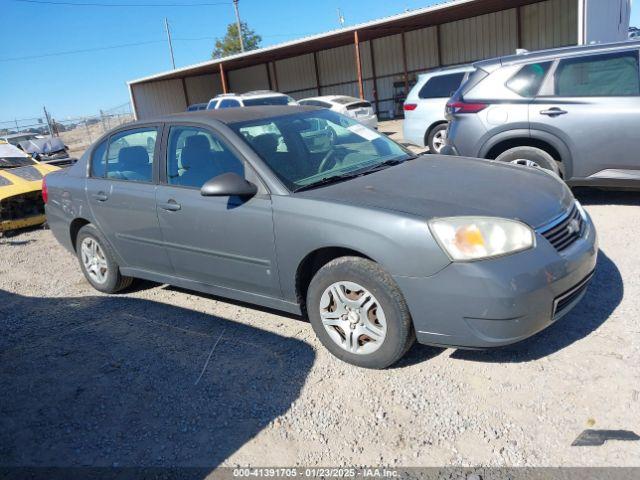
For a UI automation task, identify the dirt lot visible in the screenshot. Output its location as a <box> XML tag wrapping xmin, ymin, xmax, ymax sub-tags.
<box><xmin>1</xmin><ymin>187</ymin><xmax>639</xmax><ymax>470</ymax></box>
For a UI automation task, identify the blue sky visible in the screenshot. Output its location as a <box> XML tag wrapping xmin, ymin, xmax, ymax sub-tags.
<box><xmin>1</xmin><ymin>0</ymin><xmax>639</xmax><ymax>123</ymax></box>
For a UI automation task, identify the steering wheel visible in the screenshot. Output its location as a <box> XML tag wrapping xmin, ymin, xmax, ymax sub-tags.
<box><xmin>317</xmin><ymin>149</ymin><xmax>338</xmax><ymax>174</ymax></box>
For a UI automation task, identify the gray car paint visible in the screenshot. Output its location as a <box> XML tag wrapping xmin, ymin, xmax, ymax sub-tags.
<box><xmin>445</xmin><ymin>40</ymin><xmax>640</xmax><ymax>187</ymax></box>
<box><xmin>45</xmin><ymin>107</ymin><xmax>597</xmax><ymax>349</ymax></box>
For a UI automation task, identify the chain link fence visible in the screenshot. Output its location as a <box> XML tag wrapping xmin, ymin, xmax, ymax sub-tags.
<box><xmin>0</xmin><ymin>102</ymin><xmax>134</xmax><ymax>158</ymax></box>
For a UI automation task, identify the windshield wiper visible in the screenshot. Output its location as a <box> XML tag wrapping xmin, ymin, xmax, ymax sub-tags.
<box><xmin>293</xmin><ymin>171</ymin><xmax>365</xmax><ymax>193</ymax></box>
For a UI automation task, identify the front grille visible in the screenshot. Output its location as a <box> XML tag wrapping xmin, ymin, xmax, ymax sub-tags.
<box><xmin>0</xmin><ymin>191</ymin><xmax>45</xmax><ymax>221</ymax></box>
<box><xmin>553</xmin><ymin>272</ymin><xmax>594</xmax><ymax>320</ymax></box>
<box><xmin>539</xmin><ymin>204</ymin><xmax>584</xmax><ymax>252</ymax></box>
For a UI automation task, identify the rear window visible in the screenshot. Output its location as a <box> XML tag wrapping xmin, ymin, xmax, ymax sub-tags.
<box><xmin>506</xmin><ymin>62</ymin><xmax>552</xmax><ymax>97</ymax></box>
<box><xmin>243</xmin><ymin>96</ymin><xmax>294</xmax><ymax>106</ymax></box>
<box><xmin>346</xmin><ymin>102</ymin><xmax>371</xmax><ymax>110</ymax></box>
<box><xmin>554</xmin><ymin>51</ymin><xmax>640</xmax><ymax>97</ymax></box>
<box><xmin>460</xmin><ymin>68</ymin><xmax>489</xmax><ymax>95</ymax></box>
<box><xmin>418</xmin><ymin>72</ymin><xmax>466</xmax><ymax>99</ymax></box>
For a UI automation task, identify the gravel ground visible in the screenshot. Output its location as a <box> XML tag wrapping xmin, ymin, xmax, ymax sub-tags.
<box><xmin>1</xmin><ymin>187</ymin><xmax>638</xmax><ymax>469</ymax></box>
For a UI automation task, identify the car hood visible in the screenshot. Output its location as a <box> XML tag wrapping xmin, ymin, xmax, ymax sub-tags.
<box><xmin>296</xmin><ymin>155</ymin><xmax>574</xmax><ymax>229</ymax></box>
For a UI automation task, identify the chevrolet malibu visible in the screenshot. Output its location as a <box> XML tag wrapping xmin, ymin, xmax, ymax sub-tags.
<box><xmin>44</xmin><ymin>106</ymin><xmax>597</xmax><ymax>369</ymax></box>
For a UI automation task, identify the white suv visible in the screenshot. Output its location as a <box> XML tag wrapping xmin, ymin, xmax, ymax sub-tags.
<box><xmin>207</xmin><ymin>91</ymin><xmax>297</xmax><ymax>109</ymax></box>
<box><xmin>402</xmin><ymin>66</ymin><xmax>473</xmax><ymax>153</ymax></box>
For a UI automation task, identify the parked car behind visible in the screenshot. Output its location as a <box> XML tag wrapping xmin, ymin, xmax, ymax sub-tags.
<box><xmin>18</xmin><ymin>137</ymin><xmax>76</xmax><ymax>167</ymax></box>
<box><xmin>0</xmin><ymin>141</ymin><xmax>59</xmax><ymax>233</ymax></box>
<box><xmin>186</xmin><ymin>103</ymin><xmax>208</xmax><ymax>112</ymax></box>
<box><xmin>298</xmin><ymin>95</ymin><xmax>378</xmax><ymax>130</ymax></box>
<box><xmin>44</xmin><ymin>106</ymin><xmax>597</xmax><ymax>369</ymax></box>
<box><xmin>443</xmin><ymin>40</ymin><xmax>640</xmax><ymax>187</ymax></box>
<box><xmin>207</xmin><ymin>91</ymin><xmax>297</xmax><ymax>109</ymax></box>
<box><xmin>402</xmin><ymin>66</ymin><xmax>473</xmax><ymax>153</ymax></box>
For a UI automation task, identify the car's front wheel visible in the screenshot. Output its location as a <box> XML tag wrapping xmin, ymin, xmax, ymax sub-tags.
<box><xmin>306</xmin><ymin>257</ymin><xmax>415</xmax><ymax>369</ymax></box>
<box><xmin>495</xmin><ymin>146</ymin><xmax>561</xmax><ymax>176</ymax></box>
<box><xmin>76</xmin><ymin>224</ymin><xmax>133</xmax><ymax>293</ymax></box>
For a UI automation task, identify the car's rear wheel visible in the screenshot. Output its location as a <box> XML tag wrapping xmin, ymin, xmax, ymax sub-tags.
<box><xmin>495</xmin><ymin>146</ymin><xmax>560</xmax><ymax>176</ymax></box>
<box><xmin>427</xmin><ymin>124</ymin><xmax>448</xmax><ymax>154</ymax></box>
<box><xmin>306</xmin><ymin>257</ymin><xmax>415</xmax><ymax>369</ymax></box>
<box><xmin>76</xmin><ymin>224</ymin><xmax>133</xmax><ymax>293</ymax></box>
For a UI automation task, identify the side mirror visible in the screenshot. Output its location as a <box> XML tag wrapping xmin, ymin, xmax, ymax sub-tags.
<box><xmin>200</xmin><ymin>172</ymin><xmax>257</xmax><ymax>197</ymax></box>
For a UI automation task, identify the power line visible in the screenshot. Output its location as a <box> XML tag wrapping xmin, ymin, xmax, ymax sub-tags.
<box><xmin>13</xmin><ymin>0</ymin><xmax>230</xmax><ymax>6</ymax></box>
<box><xmin>0</xmin><ymin>39</ymin><xmax>163</xmax><ymax>62</ymax></box>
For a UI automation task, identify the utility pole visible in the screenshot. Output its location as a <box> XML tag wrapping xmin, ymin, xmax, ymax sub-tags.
<box><xmin>233</xmin><ymin>0</ymin><xmax>245</xmax><ymax>53</ymax></box>
<box><xmin>164</xmin><ymin>17</ymin><xmax>176</xmax><ymax>69</ymax></box>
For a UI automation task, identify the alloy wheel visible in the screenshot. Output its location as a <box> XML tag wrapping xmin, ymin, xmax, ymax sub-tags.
<box><xmin>80</xmin><ymin>237</ymin><xmax>109</xmax><ymax>284</ymax></box>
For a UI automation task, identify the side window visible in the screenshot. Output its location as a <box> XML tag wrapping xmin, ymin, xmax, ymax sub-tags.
<box><xmin>166</xmin><ymin>126</ymin><xmax>245</xmax><ymax>188</ymax></box>
<box><xmin>90</xmin><ymin>139</ymin><xmax>108</xmax><ymax>177</ymax></box>
<box><xmin>105</xmin><ymin>128</ymin><xmax>157</xmax><ymax>182</ymax></box>
<box><xmin>506</xmin><ymin>62</ymin><xmax>552</xmax><ymax>97</ymax></box>
<box><xmin>554</xmin><ymin>51</ymin><xmax>640</xmax><ymax>97</ymax></box>
<box><xmin>219</xmin><ymin>99</ymin><xmax>241</xmax><ymax>108</ymax></box>
<box><xmin>418</xmin><ymin>72</ymin><xmax>466</xmax><ymax>99</ymax></box>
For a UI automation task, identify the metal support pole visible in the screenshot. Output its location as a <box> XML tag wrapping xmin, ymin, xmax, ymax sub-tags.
<box><xmin>354</xmin><ymin>30</ymin><xmax>364</xmax><ymax>100</ymax></box>
<box><xmin>219</xmin><ymin>63</ymin><xmax>228</xmax><ymax>93</ymax></box>
<box><xmin>43</xmin><ymin>106</ymin><xmax>53</xmax><ymax>137</ymax></box>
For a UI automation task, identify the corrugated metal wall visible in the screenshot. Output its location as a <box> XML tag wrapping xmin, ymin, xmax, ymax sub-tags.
<box><xmin>228</xmin><ymin>64</ymin><xmax>270</xmax><ymax>92</ymax></box>
<box><xmin>132</xmin><ymin>0</ymin><xmax>580</xmax><ymax>119</ymax></box>
<box><xmin>521</xmin><ymin>0</ymin><xmax>578</xmax><ymax>50</ymax></box>
<box><xmin>133</xmin><ymin>79</ymin><xmax>186</xmax><ymax>118</ymax></box>
<box><xmin>185</xmin><ymin>73</ymin><xmax>222</xmax><ymax>104</ymax></box>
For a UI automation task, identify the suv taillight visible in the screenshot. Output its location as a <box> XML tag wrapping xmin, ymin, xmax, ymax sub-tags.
<box><xmin>42</xmin><ymin>176</ymin><xmax>48</xmax><ymax>204</ymax></box>
<box><xmin>403</xmin><ymin>103</ymin><xmax>417</xmax><ymax>111</ymax></box>
<box><xmin>446</xmin><ymin>100</ymin><xmax>487</xmax><ymax>114</ymax></box>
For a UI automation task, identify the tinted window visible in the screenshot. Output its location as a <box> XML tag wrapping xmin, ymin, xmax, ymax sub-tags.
<box><xmin>166</xmin><ymin>126</ymin><xmax>244</xmax><ymax>188</ymax></box>
<box><xmin>506</xmin><ymin>62</ymin><xmax>552</xmax><ymax>97</ymax></box>
<box><xmin>230</xmin><ymin>109</ymin><xmax>411</xmax><ymax>191</ymax></box>
<box><xmin>219</xmin><ymin>99</ymin><xmax>241</xmax><ymax>108</ymax></box>
<box><xmin>90</xmin><ymin>139</ymin><xmax>108</xmax><ymax>177</ymax></box>
<box><xmin>105</xmin><ymin>128</ymin><xmax>157</xmax><ymax>182</ymax></box>
<box><xmin>418</xmin><ymin>73</ymin><xmax>466</xmax><ymax>99</ymax></box>
<box><xmin>554</xmin><ymin>51</ymin><xmax>640</xmax><ymax>97</ymax></box>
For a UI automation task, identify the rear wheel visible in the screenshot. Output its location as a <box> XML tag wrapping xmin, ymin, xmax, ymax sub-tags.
<box><xmin>427</xmin><ymin>124</ymin><xmax>448</xmax><ymax>154</ymax></box>
<box><xmin>495</xmin><ymin>146</ymin><xmax>560</xmax><ymax>176</ymax></box>
<box><xmin>306</xmin><ymin>257</ymin><xmax>415</xmax><ymax>369</ymax></box>
<box><xmin>76</xmin><ymin>224</ymin><xmax>133</xmax><ymax>293</ymax></box>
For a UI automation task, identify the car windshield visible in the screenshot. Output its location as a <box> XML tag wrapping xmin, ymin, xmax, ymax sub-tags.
<box><xmin>242</xmin><ymin>95</ymin><xmax>295</xmax><ymax>107</ymax></box>
<box><xmin>229</xmin><ymin>109</ymin><xmax>414</xmax><ymax>191</ymax></box>
<box><xmin>0</xmin><ymin>143</ymin><xmax>37</xmax><ymax>168</ymax></box>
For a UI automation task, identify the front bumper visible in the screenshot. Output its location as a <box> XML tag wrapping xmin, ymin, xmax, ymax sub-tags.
<box><xmin>394</xmin><ymin>214</ymin><xmax>598</xmax><ymax>348</ymax></box>
<box><xmin>0</xmin><ymin>214</ymin><xmax>46</xmax><ymax>233</ymax></box>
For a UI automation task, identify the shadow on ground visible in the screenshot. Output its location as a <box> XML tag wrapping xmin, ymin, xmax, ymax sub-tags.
<box><xmin>450</xmin><ymin>250</ymin><xmax>622</xmax><ymax>363</ymax></box>
<box><xmin>0</xmin><ymin>290</ymin><xmax>315</xmax><ymax>470</ymax></box>
<box><xmin>573</xmin><ymin>187</ymin><xmax>640</xmax><ymax>206</ymax></box>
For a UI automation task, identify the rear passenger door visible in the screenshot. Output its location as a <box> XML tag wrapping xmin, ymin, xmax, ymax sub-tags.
<box><xmin>156</xmin><ymin>124</ymin><xmax>280</xmax><ymax>297</ymax></box>
<box><xmin>86</xmin><ymin>125</ymin><xmax>172</xmax><ymax>274</ymax></box>
<box><xmin>530</xmin><ymin>49</ymin><xmax>640</xmax><ymax>180</ymax></box>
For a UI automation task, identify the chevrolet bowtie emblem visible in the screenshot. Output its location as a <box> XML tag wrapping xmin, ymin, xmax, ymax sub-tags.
<box><xmin>567</xmin><ymin>218</ymin><xmax>580</xmax><ymax>235</ymax></box>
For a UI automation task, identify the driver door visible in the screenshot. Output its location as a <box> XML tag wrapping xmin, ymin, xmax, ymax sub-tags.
<box><xmin>156</xmin><ymin>124</ymin><xmax>281</xmax><ymax>298</ymax></box>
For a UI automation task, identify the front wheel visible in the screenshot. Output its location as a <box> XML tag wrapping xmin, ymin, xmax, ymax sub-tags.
<box><xmin>495</xmin><ymin>146</ymin><xmax>561</xmax><ymax>176</ymax></box>
<box><xmin>76</xmin><ymin>224</ymin><xmax>133</xmax><ymax>293</ymax></box>
<box><xmin>306</xmin><ymin>257</ymin><xmax>415</xmax><ymax>369</ymax></box>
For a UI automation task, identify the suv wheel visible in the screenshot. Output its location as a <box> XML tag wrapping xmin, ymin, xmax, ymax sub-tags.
<box><xmin>427</xmin><ymin>124</ymin><xmax>448</xmax><ymax>154</ymax></box>
<box><xmin>495</xmin><ymin>146</ymin><xmax>560</xmax><ymax>175</ymax></box>
<box><xmin>306</xmin><ymin>257</ymin><xmax>415</xmax><ymax>369</ymax></box>
<box><xmin>76</xmin><ymin>224</ymin><xmax>133</xmax><ymax>293</ymax></box>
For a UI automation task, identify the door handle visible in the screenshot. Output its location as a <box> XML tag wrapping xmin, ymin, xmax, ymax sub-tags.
<box><xmin>159</xmin><ymin>199</ymin><xmax>181</xmax><ymax>212</ymax></box>
<box><xmin>540</xmin><ymin>108</ymin><xmax>568</xmax><ymax>117</ymax></box>
<box><xmin>92</xmin><ymin>192</ymin><xmax>108</xmax><ymax>202</ymax></box>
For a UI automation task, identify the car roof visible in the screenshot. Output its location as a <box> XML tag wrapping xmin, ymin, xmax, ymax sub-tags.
<box><xmin>143</xmin><ymin>105</ymin><xmax>322</xmax><ymax>126</ymax></box>
<box><xmin>213</xmin><ymin>90</ymin><xmax>290</xmax><ymax>100</ymax></box>
<box><xmin>475</xmin><ymin>39</ymin><xmax>640</xmax><ymax>69</ymax></box>
<box><xmin>300</xmin><ymin>95</ymin><xmax>362</xmax><ymax>103</ymax></box>
<box><xmin>417</xmin><ymin>64</ymin><xmax>474</xmax><ymax>79</ymax></box>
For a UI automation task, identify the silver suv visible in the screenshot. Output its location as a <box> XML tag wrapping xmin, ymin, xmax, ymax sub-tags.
<box><xmin>443</xmin><ymin>40</ymin><xmax>640</xmax><ymax>187</ymax></box>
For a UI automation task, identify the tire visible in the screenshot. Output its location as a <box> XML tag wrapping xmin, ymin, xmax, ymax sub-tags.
<box><xmin>306</xmin><ymin>256</ymin><xmax>415</xmax><ymax>369</ymax></box>
<box><xmin>76</xmin><ymin>224</ymin><xmax>133</xmax><ymax>293</ymax></box>
<box><xmin>495</xmin><ymin>146</ymin><xmax>560</xmax><ymax>175</ymax></box>
<box><xmin>427</xmin><ymin>124</ymin><xmax>448</xmax><ymax>154</ymax></box>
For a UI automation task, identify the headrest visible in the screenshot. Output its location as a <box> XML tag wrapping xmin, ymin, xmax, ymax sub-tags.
<box><xmin>118</xmin><ymin>146</ymin><xmax>149</xmax><ymax>165</ymax></box>
<box><xmin>185</xmin><ymin>135</ymin><xmax>210</xmax><ymax>150</ymax></box>
<box><xmin>252</xmin><ymin>134</ymin><xmax>279</xmax><ymax>154</ymax></box>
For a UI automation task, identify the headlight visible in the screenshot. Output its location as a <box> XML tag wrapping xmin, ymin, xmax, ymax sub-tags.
<box><xmin>429</xmin><ymin>217</ymin><xmax>535</xmax><ymax>261</ymax></box>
